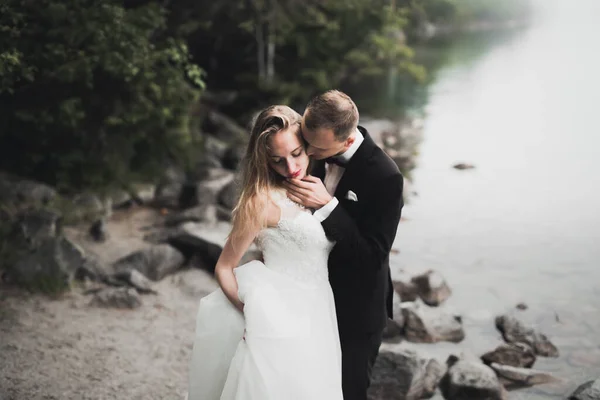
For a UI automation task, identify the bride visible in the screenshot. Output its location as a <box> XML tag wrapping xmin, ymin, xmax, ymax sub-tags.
<box><xmin>187</xmin><ymin>105</ymin><xmax>343</xmax><ymax>399</ymax></box>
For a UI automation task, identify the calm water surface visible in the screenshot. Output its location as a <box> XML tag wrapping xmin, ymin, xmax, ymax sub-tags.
<box><xmin>388</xmin><ymin>1</ymin><xmax>600</xmax><ymax>397</ymax></box>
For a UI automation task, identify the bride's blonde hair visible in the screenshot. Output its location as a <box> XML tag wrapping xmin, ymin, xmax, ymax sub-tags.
<box><xmin>230</xmin><ymin>105</ymin><xmax>303</xmax><ymax>245</ymax></box>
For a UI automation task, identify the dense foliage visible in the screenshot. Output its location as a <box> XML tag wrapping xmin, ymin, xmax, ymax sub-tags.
<box><xmin>0</xmin><ymin>0</ymin><xmax>530</xmax><ymax>192</ymax></box>
<box><xmin>0</xmin><ymin>0</ymin><xmax>204</xmax><ymax>191</ymax></box>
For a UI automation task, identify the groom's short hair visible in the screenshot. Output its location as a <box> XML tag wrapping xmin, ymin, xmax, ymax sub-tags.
<box><xmin>304</xmin><ymin>90</ymin><xmax>359</xmax><ymax>141</ymax></box>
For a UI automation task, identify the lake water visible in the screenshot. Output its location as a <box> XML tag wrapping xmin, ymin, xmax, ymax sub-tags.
<box><xmin>386</xmin><ymin>0</ymin><xmax>600</xmax><ymax>397</ymax></box>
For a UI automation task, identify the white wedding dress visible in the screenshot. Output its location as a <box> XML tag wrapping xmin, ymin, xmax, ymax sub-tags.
<box><xmin>187</xmin><ymin>190</ymin><xmax>343</xmax><ymax>400</ymax></box>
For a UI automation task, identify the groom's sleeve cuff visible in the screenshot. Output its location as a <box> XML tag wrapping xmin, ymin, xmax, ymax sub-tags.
<box><xmin>314</xmin><ymin>197</ymin><xmax>339</xmax><ymax>222</ymax></box>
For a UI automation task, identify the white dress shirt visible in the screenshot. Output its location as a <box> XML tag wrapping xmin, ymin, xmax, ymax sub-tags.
<box><xmin>313</xmin><ymin>129</ymin><xmax>364</xmax><ymax>222</ymax></box>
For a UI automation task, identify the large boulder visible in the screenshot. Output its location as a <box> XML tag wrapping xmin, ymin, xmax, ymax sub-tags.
<box><xmin>218</xmin><ymin>180</ymin><xmax>239</xmax><ymax>210</ymax></box>
<box><xmin>402</xmin><ymin>302</ymin><xmax>465</xmax><ymax>343</ymax></box>
<box><xmin>12</xmin><ymin>208</ymin><xmax>62</xmax><ymax>246</ymax></box>
<box><xmin>166</xmin><ymin>231</ymin><xmax>223</xmax><ymax>273</ymax></box>
<box><xmin>195</xmin><ymin>169</ymin><xmax>235</xmax><ymax>207</ymax></box>
<box><xmin>481</xmin><ymin>343</ymin><xmax>536</xmax><ymax>368</ymax></box>
<box><xmin>495</xmin><ymin>315</ymin><xmax>559</xmax><ymax>357</ymax></box>
<box><xmin>0</xmin><ymin>173</ymin><xmax>57</xmax><ymax>205</ymax></box>
<box><xmin>439</xmin><ymin>355</ymin><xmax>506</xmax><ymax>400</ymax></box>
<box><xmin>392</xmin><ymin>272</ymin><xmax>419</xmax><ymax>302</ymax></box>
<box><xmin>568</xmin><ymin>379</ymin><xmax>600</xmax><ymax>400</ymax></box>
<box><xmin>164</xmin><ymin>204</ymin><xmax>218</xmax><ymax>227</ymax></box>
<box><xmin>112</xmin><ymin>244</ymin><xmax>185</xmax><ymax>281</ymax></box>
<box><xmin>71</xmin><ymin>192</ymin><xmax>107</xmax><ymax>220</ymax></box>
<box><xmin>153</xmin><ymin>165</ymin><xmax>187</xmax><ymax>209</ymax></box>
<box><xmin>10</xmin><ymin>236</ymin><xmax>84</xmax><ymax>293</ymax></box>
<box><xmin>411</xmin><ymin>270</ymin><xmax>452</xmax><ymax>306</ymax></box>
<box><xmin>368</xmin><ymin>350</ymin><xmax>445</xmax><ymax>400</ymax></box>
<box><xmin>205</xmin><ymin>110</ymin><xmax>248</xmax><ymax>143</ymax></box>
<box><xmin>222</xmin><ymin>144</ymin><xmax>246</xmax><ymax>171</ymax></box>
<box><xmin>3</xmin><ymin>208</ymin><xmax>84</xmax><ymax>293</ymax></box>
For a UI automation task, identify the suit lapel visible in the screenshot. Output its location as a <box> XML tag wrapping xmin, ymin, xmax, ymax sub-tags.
<box><xmin>333</xmin><ymin>126</ymin><xmax>376</xmax><ymax>199</ymax></box>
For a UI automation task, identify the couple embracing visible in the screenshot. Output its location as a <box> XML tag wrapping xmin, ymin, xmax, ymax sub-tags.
<box><xmin>188</xmin><ymin>90</ymin><xmax>404</xmax><ymax>400</ymax></box>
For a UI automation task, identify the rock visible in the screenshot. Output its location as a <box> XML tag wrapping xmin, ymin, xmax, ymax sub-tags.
<box><xmin>174</xmin><ymin>169</ymin><xmax>235</xmax><ymax>209</ymax></box>
<box><xmin>196</xmin><ymin>170</ymin><xmax>235</xmax><ymax>207</ymax></box>
<box><xmin>14</xmin><ymin>208</ymin><xmax>62</xmax><ymax>246</ymax></box>
<box><xmin>382</xmin><ymin>318</ymin><xmax>404</xmax><ymax>342</ymax></box>
<box><xmin>495</xmin><ymin>315</ymin><xmax>559</xmax><ymax>357</ymax></box>
<box><xmin>178</xmin><ymin>181</ymin><xmax>200</xmax><ymax>209</ymax></box>
<box><xmin>142</xmin><ymin>227</ymin><xmax>182</xmax><ymax>245</ymax></box>
<box><xmin>89</xmin><ymin>287</ymin><xmax>141</xmax><ymax>309</ymax></box>
<box><xmin>360</xmin><ymin>119</ymin><xmax>396</xmax><ymax>148</ymax></box>
<box><xmin>129</xmin><ymin>183</ymin><xmax>155</xmax><ymax>205</ymax></box>
<box><xmin>423</xmin><ymin>359</ymin><xmax>446</xmax><ymax>397</ymax></box>
<box><xmin>10</xmin><ymin>236</ymin><xmax>84</xmax><ymax>293</ymax></box>
<box><xmin>162</xmin><ymin>164</ymin><xmax>187</xmax><ymax>183</ymax></box>
<box><xmin>216</xmin><ymin>205</ymin><xmax>232</xmax><ymax>221</ymax></box>
<box><xmin>368</xmin><ymin>350</ymin><xmax>444</xmax><ymax>400</ymax></box>
<box><xmin>411</xmin><ymin>270</ymin><xmax>452</xmax><ymax>306</ymax></box>
<box><xmin>360</xmin><ymin>117</ymin><xmax>423</xmax><ymax>177</ymax></box>
<box><xmin>89</xmin><ymin>218</ymin><xmax>108</xmax><ymax>242</ymax></box>
<box><xmin>402</xmin><ymin>302</ymin><xmax>465</xmax><ymax>343</ymax></box>
<box><xmin>205</xmin><ymin>110</ymin><xmax>248</xmax><ymax>143</ymax></box>
<box><xmin>481</xmin><ymin>343</ymin><xmax>536</xmax><ymax>368</ymax></box>
<box><xmin>222</xmin><ymin>144</ymin><xmax>245</xmax><ymax>171</ymax></box>
<box><xmin>72</xmin><ymin>192</ymin><xmax>106</xmax><ymax>220</ymax></box>
<box><xmin>440</xmin><ymin>355</ymin><xmax>506</xmax><ymax>400</ymax></box>
<box><xmin>113</xmin><ymin>269</ymin><xmax>157</xmax><ymax>294</ymax></box>
<box><xmin>198</xmin><ymin>153</ymin><xmax>224</xmax><ymax>170</ymax></box>
<box><xmin>153</xmin><ymin>165</ymin><xmax>187</xmax><ymax>209</ymax></box>
<box><xmin>204</xmin><ymin>167</ymin><xmax>236</xmax><ymax>181</ymax></box>
<box><xmin>162</xmin><ymin>223</ymin><xmax>261</xmax><ymax>272</ymax></box>
<box><xmin>218</xmin><ymin>180</ymin><xmax>239</xmax><ymax>210</ymax></box>
<box><xmin>164</xmin><ymin>204</ymin><xmax>218</xmax><ymax>227</ymax></box>
<box><xmin>108</xmin><ymin>189</ymin><xmax>134</xmax><ymax>210</ymax></box>
<box><xmin>112</xmin><ymin>244</ymin><xmax>185</xmax><ymax>281</ymax></box>
<box><xmin>515</xmin><ymin>302</ymin><xmax>528</xmax><ymax>310</ymax></box>
<box><xmin>74</xmin><ymin>256</ymin><xmax>111</xmax><ymax>284</ymax></box>
<box><xmin>0</xmin><ymin>173</ymin><xmax>57</xmax><ymax>205</ymax></box>
<box><xmin>489</xmin><ymin>363</ymin><xmax>560</xmax><ymax>390</ymax></box>
<box><xmin>203</xmin><ymin>135</ymin><xmax>230</xmax><ymax>161</ymax></box>
<box><xmin>568</xmin><ymin>379</ymin><xmax>600</xmax><ymax>400</ymax></box>
<box><xmin>154</xmin><ymin>181</ymin><xmax>184</xmax><ymax>209</ymax></box>
<box><xmin>167</xmin><ymin>232</ymin><xmax>223</xmax><ymax>273</ymax></box>
<box><xmin>452</xmin><ymin>163</ymin><xmax>475</xmax><ymax>170</ymax></box>
<box><xmin>393</xmin><ymin>277</ymin><xmax>419</xmax><ymax>302</ymax></box>
<box><xmin>1</xmin><ymin>208</ymin><xmax>81</xmax><ymax>293</ymax></box>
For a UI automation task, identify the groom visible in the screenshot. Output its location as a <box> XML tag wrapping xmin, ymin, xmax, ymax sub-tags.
<box><xmin>284</xmin><ymin>90</ymin><xmax>404</xmax><ymax>400</ymax></box>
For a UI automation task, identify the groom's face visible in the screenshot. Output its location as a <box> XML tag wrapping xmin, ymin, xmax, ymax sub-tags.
<box><xmin>300</xmin><ymin>120</ymin><xmax>349</xmax><ymax>160</ymax></box>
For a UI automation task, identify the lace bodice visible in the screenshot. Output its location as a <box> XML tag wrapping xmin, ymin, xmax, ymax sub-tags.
<box><xmin>255</xmin><ymin>190</ymin><xmax>333</xmax><ymax>285</ymax></box>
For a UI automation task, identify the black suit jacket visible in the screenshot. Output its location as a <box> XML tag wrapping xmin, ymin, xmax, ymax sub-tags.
<box><xmin>313</xmin><ymin>126</ymin><xmax>404</xmax><ymax>337</ymax></box>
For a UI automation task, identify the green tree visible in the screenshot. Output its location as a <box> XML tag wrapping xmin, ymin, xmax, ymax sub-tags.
<box><xmin>0</xmin><ymin>0</ymin><xmax>204</xmax><ymax>192</ymax></box>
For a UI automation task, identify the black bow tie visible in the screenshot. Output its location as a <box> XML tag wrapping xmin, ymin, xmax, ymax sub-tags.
<box><xmin>325</xmin><ymin>157</ymin><xmax>347</xmax><ymax>167</ymax></box>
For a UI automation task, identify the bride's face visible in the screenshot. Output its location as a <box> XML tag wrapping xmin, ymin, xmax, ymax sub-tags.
<box><xmin>267</xmin><ymin>127</ymin><xmax>309</xmax><ymax>180</ymax></box>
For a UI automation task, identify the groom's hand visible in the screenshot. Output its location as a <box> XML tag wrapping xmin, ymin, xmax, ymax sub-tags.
<box><xmin>284</xmin><ymin>175</ymin><xmax>332</xmax><ymax>209</ymax></box>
